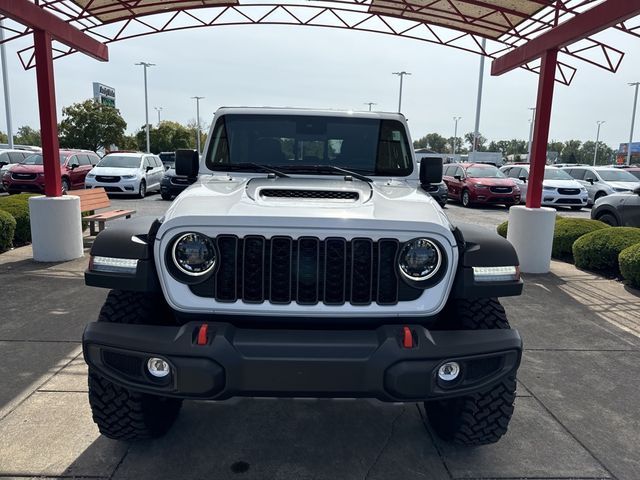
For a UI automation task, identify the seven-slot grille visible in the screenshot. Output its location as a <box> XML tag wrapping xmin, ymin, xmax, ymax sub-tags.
<box><xmin>189</xmin><ymin>236</ymin><xmax>423</xmax><ymax>306</ymax></box>
<box><xmin>96</xmin><ymin>175</ymin><xmax>121</xmax><ymax>183</ymax></box>
<box><xmin>558</xmin><ymin>188</ymin><xmax>580</xmax><ymax>195</ymax></box>
<box><xmin>260</xmin><ymin>189</ymin><xmax>359</xmax><ymax>200</ymax></box>
<box><xmin>11</xmin><ymin>172</ymin><xmax>37</xmax><ymax>180</ymax></box>
<box><xmin>490</xmin><ymin>186</ymin><xmax>512</xmax><ymax>194</ymax></box>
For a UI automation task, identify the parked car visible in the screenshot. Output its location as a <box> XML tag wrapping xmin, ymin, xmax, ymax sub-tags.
<box><xmin>613</xmin><ymin>165</ymin><xmax>640</xmax><ymax>180</ymax></box>
<box><xmin>2</xmin><ymin>150</ymin><xmax>100</xmax><ymax>194</ymax></box>
<box><xmin>561</xmin><ymin>166</ymin><xmax>640</xmax><ymax>205</ymax></box>
<box><xmin>591</xmin><ymin>187</ymin><xmax>640</xmax><ymax>226</ymax></box>
<box><xmin>159</xmin><ymin>151</ymin><xmax>176</xmax><ymax>170</ymax></box>
<box><xmin>85</xmin><ymin>152</ymin><xmax>165</xmax><ymax>197</ymax></box>
<box><xmin>160</xmin><ymin>168</ymin><xmax>196</xmax><ymax>200</ymax></box>
<box><xmin>421</xmin><ymin>181</ymin><xmax>448</xmax><ymax>207</ymax></box>
<box><xmin>500</xmin><ymin>165</ymin><xmax>588</xmax><ymax>210</ymax></box>
<box><xmin>0</xmin><ymin>150</ymin><xmax>32</xmax><ymax>192</ymax></box>
<box><xmin>442</xmin><ymin>162</ymin><xmax>520</xmax><ymax>207</ymax></box>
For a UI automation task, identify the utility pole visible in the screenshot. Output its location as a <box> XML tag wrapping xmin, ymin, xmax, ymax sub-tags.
<box><xmin>527</xmin><ymin>107</ymin><xmax>536</xmax><ymax>162</ymax></box>
<box><xmin>452</xmin><ymin>116</ymin><xmax>461</xmax><ymax>155</ymax></box>
<box><xmin>191</xmin><ymin>96</ymin><xmax>204</xmax><ymax>155</ymax></box>
<box><xmin>593</xmin><ymin>120</ymin><xmax>605</xmax><ymax>166</ymax></box>
<box><xmin>0</xmin><ymin>20</ymin><xmax>13</xmax><ymax>148</ymax></box>
<box><xmin>135</xmin><ymin>62</ymin><xmax>155</xmax><ymax>153</ymax></box>
<box><xmin>392</xmin><ymin>72</ymin><xmax>411</xmax><ymax>113</ymax></box>
<box><xmin>364</xmin><ymin>102</ymin><xmax>377</xmax><ymax>112</ymax></box>
<box><xmin>472</xmin><ymin>38</ymin><xmax>487</xmax><ymax>154</ymax></box>
<box><xmin>154</xmin><ymin>106</ymin><xmax>163</xmax><ymax>125</ymax></box>
<box><xmin>627</xmin><ymin>82</ymin><xmax>639</xmax><ymax>165</ymax></box>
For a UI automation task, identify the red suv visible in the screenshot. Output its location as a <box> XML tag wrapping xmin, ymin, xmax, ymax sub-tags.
<box><xmin>2</xmin><ymin>150</ymin><xmax>100</xmax><ymax>194</ymax></box>
<box><xmin>443</xmin><ymin>163</ymin><xmax>521</xmax><ymax>207</ymax></box>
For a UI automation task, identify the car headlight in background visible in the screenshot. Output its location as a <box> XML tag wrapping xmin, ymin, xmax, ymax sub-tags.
<box><xmin>398</xmin><ymin>238</ymin><xmax>442</xmax><ymax>284</ymax></box>
<box><xmin>543</xmin><ymin>186</ymin><xmax>555</xmax><ymax>191</ymax></box>
<box><xmin>121</xmin><ymin>175</ymin><xmax>136</xmax><ymax>179</ymax></box>
<box><xmin>171</xmin><ymin>232</ymin><xmax>217</xmax><ymax>276</ymax></box>
<box><xmin>475</xmin><ymin>184</ymin><xmax>489</xmax><ymax>189</ymax></box>
<box><xmin>613</xmin><ymin>187</ymin><xmax>630</xmax><ymax>192</ymax></box>
<box><xmin>86</xmin><ymin>173</ymin><xmax>95</xmax><ymax>178</ymax></box>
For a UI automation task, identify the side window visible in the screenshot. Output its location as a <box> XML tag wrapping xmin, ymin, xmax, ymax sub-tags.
<box><xmin>78</xmin><ymin>154</ymin><xmax>91</xmax><ymax>166</ymax></box>
<box><xmin>8</xmin><ymin>152</ymin><xmax>25</xmax><ymax>164</ymax></box>
<box><xmin>143</xmin><ymin>157</ymin><xmax>152</xmax><ymax>168</ymax></box>
<box><xmin>584</xmin><ymin>170</ymin><xmax>597</xmax><ymax>182</ymax></box>
<box><xmin>89</xmin><ymin>155</ymin><xmax>100</xmax><ymax>166</ymax></box>
<box><xmin>443</xmin><ymin>165</ymin><xmax>452</xmax><ymax>176</ymax></box>
<box><xmin>155</xmin><ymin>157</ymin><xmax>163</xmax><ymax>168</ymax></box>
<box><xmin>568</xmin><ymin>169</ymin><xmax>585</xmax><ymax>180</ymax></box>
<box><xmin>454</xmin><ymin>167</ymin><xmax>463</xmax><ymax>178</ymax></box>
<box><xmin>508</xmin><ymin>168</ymin><xmax>521</xmax><ymax>178</ymax></box>
<box><xmin>68</xmin><ymin>155</ymin><xmax>79</xmax><ymax>167</ymax></box>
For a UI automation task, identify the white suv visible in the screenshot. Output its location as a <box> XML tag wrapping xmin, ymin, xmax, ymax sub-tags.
<box><xmin>85</xmin><ymin>152</ymin><xmax>165</xmax><ymax>197</ymax></box>
<box><xmin>561</xmin><ymin>166</ymin><xmax>640</xmax><ymax>204</ymax></box>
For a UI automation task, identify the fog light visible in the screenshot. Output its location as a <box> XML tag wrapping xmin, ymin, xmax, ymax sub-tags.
<box><xmin>438</xmin><ymin>362</ymin><xmax>460</xmax><ymax>382</ymax></box>
<box><xmin>147</xmin><ymin>357</ymin><xmax>170</xmax><ymax>378</ymax></box>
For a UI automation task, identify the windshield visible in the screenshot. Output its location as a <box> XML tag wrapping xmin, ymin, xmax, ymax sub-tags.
<box><xmin>97</xmin><ymin>155</ymin><xmax>142</xmax><ymax>168</ymax></box>
<box><xmin>22</xmin><ymin>154</ymin><xmax>66</xmax><ymax>165</ymax></box>
<box><xmin>206</xmin><ymin>114</ymin><xmax>413</xmax><ymax>176</ymax></box>
<box><xmin>159</xmin><ymin>153</ymin><xmax>175</xmax><ymax>165</ymax></box>
<box><xmin>466</xmin><ymin>165</ymin><xmax>505</xmax><ymax>178</ymax></box>
<box><xmin>629</xmin><ymin>170</ymin><xmax>640</xmax><ymax>180</ymax></box>
<box><xmin>544</xmin><ymin>168</ymin><xmax>573</xmax><ymax>180</ymax></box>
<box><xmin>598</xmin><ymin>169</ymin><xmax>639</xmax><ymax>182</ymax></box>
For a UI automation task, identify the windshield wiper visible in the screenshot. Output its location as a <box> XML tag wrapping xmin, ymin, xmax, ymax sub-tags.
<box><xmin>210</xmin><ymin>163</ymin><xmax>289</xmax><ymax>178</ymax></box>
<box><xmin>276</xmin><ymin>164</ymin><xmax>373</xmax><ymax>183</ymax></box>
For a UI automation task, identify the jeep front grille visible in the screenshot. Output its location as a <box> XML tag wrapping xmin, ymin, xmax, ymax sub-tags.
<box><xmin>189</xmin><ymin>236</ymin><xmax>422</xmax><ymax>306</ymax></box>
<box><xmin>260</xmin><ymin>189</ymin><xmax>359</xmax><ymax>200</ymax></box>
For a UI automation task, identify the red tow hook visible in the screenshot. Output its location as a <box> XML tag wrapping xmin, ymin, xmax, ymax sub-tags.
<box><xmin>402</xmin><ymin>326</ymin><xmax>414</xmax><ymax>349</ymax></box>
<box><xmin>196</xmin><ymin>324</ymin><xmax>209</xmax><ymax>345</ymax></box>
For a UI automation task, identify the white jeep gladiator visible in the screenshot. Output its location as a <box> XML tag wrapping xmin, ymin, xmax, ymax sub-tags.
<box><xmin>83</xmin><ymin>107</ymin><xmax>523</xmax><ymax>445</ymax></box>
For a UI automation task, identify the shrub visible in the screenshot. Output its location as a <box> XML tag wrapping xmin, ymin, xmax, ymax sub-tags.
<box><xmin>552</xmin><ymin>218</ymin><xmax>609</xmax><ymax>260</ymax></box>
<box><xmin>573</xmin><ymin>227</ymin><xmax>640</xmax><ymax>274</ymax></box>
<box><xmin>0</xmin><ymin>210</ymin><xmax>16</xmax><ymax>253</ymax></box>
<box><xmin>619</xmin><ymin>243</ymin><xmax>640</xmax><ymax>288</ymax></box>
<box><xmin>497</xmin><ymin>221</ymin><xmax>508</xmax><ymax>238</ymax></box>
<box><xmin>0</xmin><ymin>193</ymin><xmax>37</xmax><ymax>246</ymax></box>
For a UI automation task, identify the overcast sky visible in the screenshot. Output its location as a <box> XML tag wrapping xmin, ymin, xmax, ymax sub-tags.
<box><xmin>0</xmin><ymin>22</ymin><xmax>639</xmax><ymax>149</ymax></box>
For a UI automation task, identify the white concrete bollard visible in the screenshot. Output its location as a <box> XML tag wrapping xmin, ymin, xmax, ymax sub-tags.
<box><xmin>507</xmin><ymin>205</ymin><xmax>556</xmax><ymax>274</ymax></box>
<box><xmin>28</xmin><ymin>195</ymin><xmax>84</xmax><ymax>262</ymax></box>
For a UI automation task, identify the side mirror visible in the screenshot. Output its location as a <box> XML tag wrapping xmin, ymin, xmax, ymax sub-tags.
<box><xmin>419</xmin><ymin>157</ymin><xmax>443</xmax><ymax>184</ymax></box>
<box><xmin>176</xmin><ymin>149</ymin><xmax>199</xmax><ymax>178</ymax></box>
<box><xmin>519</xmin><ymin>176</ymin><xmax>527</xmax><ymax>182</ymax></box>
<box><xmin>453</xmin><ymin>174</ymin><xmax>462</xmax><ymax>181</ymax></box>
<box><xmin>70</xmin><ymin>163</ymin><xmax>79</xmax><ymax>170</ymax></box>
<box><xmin>587</xmin><ymin>178</ymin><xmax>595</xmax><ymax>185</ymax></box>
<box><xmin>146</xmin><ymin>166</ymin><xmax>153</xmax><ymax>172</ymax></box>
<box><xmin>0</xmin><ymin>161</ymin><xmax>7</xmax><ymax>167</ymax></box>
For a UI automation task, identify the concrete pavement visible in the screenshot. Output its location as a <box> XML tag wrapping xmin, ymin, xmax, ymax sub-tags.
<box><xmin>0</xmin><ymin>203</ymin><xmax>638</xmax><ymax>479</ymax></box>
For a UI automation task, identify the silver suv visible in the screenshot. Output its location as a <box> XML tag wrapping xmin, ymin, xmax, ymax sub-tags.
<box><xmin>561</xmin><ymin>166</ymin><xmax>640</xmax><ymax>205</ymax></box>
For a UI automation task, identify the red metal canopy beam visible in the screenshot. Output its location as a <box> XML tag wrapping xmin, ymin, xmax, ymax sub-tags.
<box><xmin>491</xmin><ymin>0</ymin><xmax>640</xmax><ymax>76</ymax></box>
<box><xmin>0</xmin><ymin>0</ymin><xmax>109</xmax><ymax>61</ymax></box>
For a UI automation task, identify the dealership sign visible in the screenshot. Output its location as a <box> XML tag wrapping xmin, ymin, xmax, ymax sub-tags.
<box><xmin>93</xmin><ymin>82</ymin><xmax>116</xmax><ymax>107</ymax></box>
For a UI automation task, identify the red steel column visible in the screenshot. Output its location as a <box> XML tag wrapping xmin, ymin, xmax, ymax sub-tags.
<box><xmin>526</xmin><ymin>48</ymin><xmax>558</xmax><ymax>209</ymax></box>
<box><xmin>33</xmin><ymin>29</ymin><xmax>62</xmax><ymax>197</ymax></box>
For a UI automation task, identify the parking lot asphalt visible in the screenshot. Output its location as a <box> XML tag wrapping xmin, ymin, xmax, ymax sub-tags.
<box><xmin>1</xmin><ymin>195</ymin><xmax>638</xmax><ymax>480</ymax></box>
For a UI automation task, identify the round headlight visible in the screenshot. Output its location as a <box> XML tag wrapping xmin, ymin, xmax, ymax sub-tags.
<box><xmin>398</xmin><ymin>238</ymin><xmax>442</xmax><ymax>282</ymax></box>
<box><xmin>171</xmin><ymin>233</ymin><xmax>216</xmax><ymax>276</ymax></box>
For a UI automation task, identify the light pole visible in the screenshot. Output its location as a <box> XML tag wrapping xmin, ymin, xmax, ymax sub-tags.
<box><xmin>452</xmin><ymin>116</ymin><xmax>461</xmax><ymax>155</ymax></box>
<box><xmin>191</xmin><ymin>96</ymin><xmax>204</xmax><ymax>155</ymax></box>
<box><xmin>471</xmin><ymin>38</ymin><xmax>487</xmax><ymax>154</ymax></box>
<box><xmin>627</xmin><ymin>82</ymin><xmax>639</xmax><ymax>165</ymax></box>
<box><xmin>135</xmin><ymin>62</ymin><xmax>155</xmax><ymax>153</ymax></box>
<box><xmin>527</xmin><ymin>107</ymin><xmax>536</xmax><ymax>162</ymax></box>
<box><xmin>593</xmin><ymin>120</ymin><xmax>605</xmax><ymax>166</ymax></box>
<box><xmin>392</xmin><ymin>71</ymin><xmax>411</xmax><ymax>113</ymax></box>
<box><xmin>154</xmin><ymin>106</ymin><xmax>163</xmax><ymax>125</ymax></box>
<box><xmin>364</xmin><ymin>102</ymin><xmax>377</xmax><ymax>111</ymax></box>
<box><xmin>0</xmin><ymin>20</ymin><xmax>14</xmax><ymax>148</ymax></box>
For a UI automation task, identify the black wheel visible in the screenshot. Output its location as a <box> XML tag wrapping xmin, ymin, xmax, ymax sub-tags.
<box><xmin>161</xmin><ymin>192</ymin><xmax>172</xmax><ymax>201</ymax></box>
<box><xmin>425</xmin><ymin>298</ymin><xmax>516</xmax><ymax>446</ymax></box>
<box><xmin>61</xmin><ymin>178</ymin><xmax>70</xmax><ymax>193</ymax></box>
<box><xmin>137</xmin><ymin>180</ymin><xmax>146</xmax><ymax>198</ymax></box>
<box><xmin>87</xmin><ymin>290</ymin><xmax>182</xmax><ymax>440</ymax></box>
<box><xmin>594</xmin><ymin>191</ymin><xmax>606</xmax><ymax>202</ymax></box>
<box><xmin>570</xmin><ymin>206</ymin><xmax>583</xmax><ymax>211</ymax></box>
<box><xmin>461</xmin><ymin>189</ymin><xmax>472</xmax><ymax>208</ymax></box>
<box><xmin>597</xmin><ymin>212</ymin><xmax>618</xmax><ymax>226</ymax></box>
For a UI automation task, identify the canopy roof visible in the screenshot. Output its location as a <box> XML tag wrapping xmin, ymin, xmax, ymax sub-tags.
<box><xmin>1</xmin><ymin>0</ymin><xmax>639</xmax><ymax>84</ymax></box>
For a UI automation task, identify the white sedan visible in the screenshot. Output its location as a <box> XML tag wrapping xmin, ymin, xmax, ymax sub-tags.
<box><xmin>500</xmin><ymin>165</ymin><xmax>589</xmax><ymax>210</ymax></box>
<box><xmin>85</xmin><ymin>152</ymin><xmax>165</xmax><ymax>198</ymax></box>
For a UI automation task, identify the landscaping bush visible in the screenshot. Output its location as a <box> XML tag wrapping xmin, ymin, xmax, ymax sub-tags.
<box><xmin>619</xmin><ymin>243</ymin><xmax>640</xmax><ymax>288</ymax></box>
<box><xmin>573</xmin><ymin>227</ymin><xmax>640</xmax><ymax>274</ymax></box>
<box><xmin>552</xmin><ymin>218</ymin><xmax>609</xmax><ymax>260</ymax></box>
<box><xmin>497</xmin><ymin>220</ymin><xmax>508</xmax><ymax>238</ymax></box>
<box><xmin>0</xmin><ymin>193</ymin><xmax>38</xmax><ymax>246</ymax></box>
<box><xmin>0</xmin><ymin>210</ymin><xmax>16</xmax><ymax>253</ymax></box>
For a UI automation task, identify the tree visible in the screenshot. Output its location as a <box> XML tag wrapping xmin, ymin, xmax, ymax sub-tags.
<box><xmin>464</xmin><ymin>132</ymin><xmax>487</xmax><ymax>151</ymax></box>
<box><xmin>135</xmin><ymin>121</ymin><xmax>192</xmax><ymax>153</ymax></box>
<box><xmin>581</xmin><ymin>141</ymin><xmax>613</xmax><ymax>166</ymax></box>
<box><xmin>0</xmin><ymin>131</ymin><xmax>7</xmax><ymax>143</ymax></box>
<box><xmin>119</xmin><ymin>134</ymin><xmax>138</xmax><ymax>151</ymax></box>
<box><xmin>59</xmin><ymin>100</ymin><xmax>127</xmax><ymax>152</ymax></box>
<box><xmin>14</xmin><ymin>126</ymin><xmax>41</xmax><ymax>146</ymax></box>
<box><xmin>447</xmin><ymin>136</ymin><xmax>464</xmax><ymax>154</ymax></box>
<box><xmin>560</xmin><ymin>140</ymin><xmax>582</xmax><ymax>163</ymax></box>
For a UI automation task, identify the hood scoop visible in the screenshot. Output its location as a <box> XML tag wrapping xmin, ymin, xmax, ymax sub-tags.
<box><xmin>260</xmin><ymin>189</ymin><xmax>359</xmax><ymax>201</ymax></box>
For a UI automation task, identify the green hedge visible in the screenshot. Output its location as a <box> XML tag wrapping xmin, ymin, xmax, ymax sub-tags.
<box><xmin>619</xmin><ymin>243</ymin><xmax>640</xmax><ymax>288</ymax></box>
<box><xmin>0</xmin><ymin>193</ymin><xmax>38</xmax><ymax>246</ymax></box>
<box><xmin>0</xmin><ymin>210</ymin><xmax>16</xmax><ymax>253</ymax></box>
<box><xmin>573</xmin><ymin>227</ymin><xmax>640</xmax><ymax>274</ymax></box>
<box><xmin>496</xmin><ymin>216</ymin><xmax>607</xmax><ymax>262</ymax></box>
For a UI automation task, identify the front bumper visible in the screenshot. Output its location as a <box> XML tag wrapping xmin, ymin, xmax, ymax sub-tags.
<box><xmin>86</xmin><ymin>178</ymin><xmax>140</xmax><ymax>194</ymax></box>
<box><xmin>3</xmin><ymin>178</ymin><xmax>45</xmax><ymax>193</ymax></box>
<box><xmin>471</xmin><ymin>190</ymin><xmax>520</xmax><ymax>205</ymax></box>
<box><xmin>83</xmin><ymin>321</ymin><xmax>522</xmax><ymax>402</ymax></box>
<box><xmin>541</xmin><ymin>191</ymin><xmax>588</xmax><ymax>207</ymax></box>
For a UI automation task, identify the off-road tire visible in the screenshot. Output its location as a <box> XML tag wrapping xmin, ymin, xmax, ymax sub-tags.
<box><xmin>87</xmin><ymin>290</ymin><xmax>182</xmax><ymax>440</ymax></box>
<box><xmin>425</xmin><ymin>298</ymin><xmax>516</xmax><ymax>446</ymax></box>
